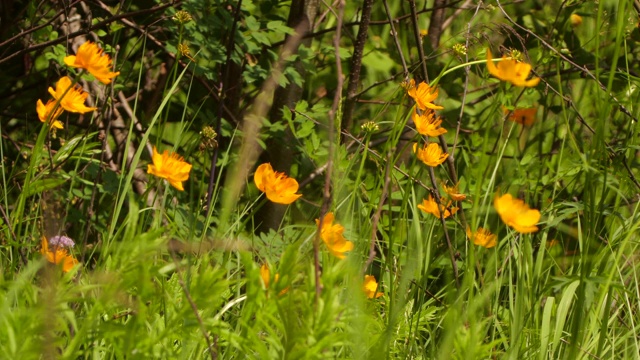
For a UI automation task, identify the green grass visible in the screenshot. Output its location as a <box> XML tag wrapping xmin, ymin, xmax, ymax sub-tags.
<box><xmin>1</xmin><ymin>0</ymin><xmax>640</xmax><ymax>359</ymax></box>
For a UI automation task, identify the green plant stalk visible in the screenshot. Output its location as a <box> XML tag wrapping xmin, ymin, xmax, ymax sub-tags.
<box><xmin>13</xmin><ymin>75</ymin><xmax>81</xmax><ymax>235</ymax></box>
<box><xmin>107</xmin><ymin>65</ymin><xmax>189</xmax><ymax>244</ymax></box>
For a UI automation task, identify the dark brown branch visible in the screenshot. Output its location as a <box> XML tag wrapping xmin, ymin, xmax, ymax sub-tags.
<box><xmin>408</xmin><ymin>0</ymin><xmax>428</xmax><ymax>82</ymax></box>
<box><xmin>341</xmin><ymin>0</ymin><xmax>374</xmax><ymax>133</ymax></box>
<box><xmin>0</xmin><ymin>0</ymin><xmax>82</xmax><ymax>50</ymax></box>
<box><xmin>427</xmin><ymin>0</ymin><xmax>447</xmax><ymax>49</ymax></box>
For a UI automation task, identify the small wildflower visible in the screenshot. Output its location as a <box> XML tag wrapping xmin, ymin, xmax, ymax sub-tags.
<box><xmin>494</xmin><ymin>192</ymin><xmax>541</xmax><ymax>233</ymax></box>
<box><xmin>407</xmin><ymin>79</ymin><xmax>444</xmax><ymax>111</ymax></box>
<box><xmin>48</xmin><ymin>76</ymin><xmax>97</xmax><ymax>114</ymax></box>
<box><xmin>419</xmin><ymin>29</ymin><xmax>428</xmax><ymax>38</ymax></box>
<box><xmin>36</xmin><ymin>99</ymin><xmax>64</xmax><ymax>129</ymax></box>
<box><xmin>466</xmin><ymin>227</ymin><xmax>497</xmax><ymax>248</ymax></box>
<box><xmin>254</xmin><ymin>163</ymin><xmax>302</xmax><ymax>204</ymax></box>
<box><xmin>40</xmin><ymin>236</ymin><xmax>78</xmax><ymax>273</ymax></box>
<box><xmin>173</xmin><ymin>10</ymin><xmax>193</xmax><ymax>24</ymax></box>
<box><xmin>412</xmin><ymin>110</ymin><xmax>447</xmax><ymax>137</ymax></box>
<box><xmin>361</xmin><ymin>121</ymin><xmax>380</xmax><ymax>133</ymax></box>
<box><xmin>49</xmin><ymin>235</ymin><xmax>75</xmax><ymax>248</ymax></box>
<box><xmin>413</xmin><ymin>142</ymin><xmax>448</xmax><ymax>167</ymax></box>
<box><xmin>260</xmin><ymin>263</ymin><xmax>289</xmax><ymax>295</ymax></box>
<box><xmin>199</xmin><ymin>126</ymin><xmax>218</xmax><ymax>151</ymax></box>
<box><xmin>442</xmin><ymin>182</ymin><xmax>466</xmax><ymax>201</ymax></box>
<box><xmin>177</xmin><ymin>43</ymin><xmax>195</xmax><ymax>61</ymax></box>
<box><xmin>64</xmin><ymin>41</ymin><xmax>120</xmax><ymax>84</ymax></box>
<box><xmin>486</xmin><ymin>48</ymin><xmax>540</xmax><ymax>87</ymax></box>
<box><xmin>363</xmin><ymin>275</ymin><xmax>384</xmax><ymax>299</ymax></box>
<box><xmin>508</xmin><ymin>49</ymin><xmax>524</xmax><ymax>62</ymax></box>
<box><xmin>147</xmin><ymin>146</ymin><xmax>192</xmax><ymax>191</ymax></box>
<box><xmin>316</xmin><ymin>212</ymin><xmax>354</xmax><ymax>259</ymax></box>
<box><xmin>453</xmin><ymin>43</ymin><xmax>467</xmax><ymax>57</ymax></box>
<box><xmin>570</xmin><ymin>14</ymin><xmax>583</xmax><ymax>27</ymax></box>
<box><xmin>417</xmin><ymin>195</ymin><xmax>458</xmax><ymax>219</ymax></box>
<box><xmin>503</xmin><ymin>106</ymin><xmax>537</xmax><ymax>126</ymax></box>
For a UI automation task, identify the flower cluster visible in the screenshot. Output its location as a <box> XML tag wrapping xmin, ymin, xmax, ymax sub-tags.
<box><xmin>37</xmin><ymin>76</ymin><xmax>96</xmax><ymax>129</ymax></box>
<box><xmin>36</xmin><ymin>41</ymin><xmax>119</xmax><ymax>130</ymax></box>
<box><xmin>403</xmin><ymin>48</ymin><xmax>543</xmax><ymax>251</ymax></box>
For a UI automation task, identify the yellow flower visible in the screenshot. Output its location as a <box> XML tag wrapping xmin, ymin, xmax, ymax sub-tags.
<box><xmin>442</xmin><ymin>182</ymin><xmax>466</xmax><ymax>201</ymax></box>
<box><xmin>363</xmin><ymin>275</ymin><xmax>383</xmax><ymax>299</ymax></box>
<box><xmin>40</xmin><ymin>236</ymin><xmax>78</xmax><ymax>273</ymax></box>
<box><xmin>36</xmin><ymin>99</ymin><xmax>64</xmax><ymax>129</ymax></box>
<box><xmin>260</xmin><ymin>263</ymin><xmax>289</xmax><ymax>295</ymax></box>
<box><xmin>570</xmin><ymin>14</ymin><xmax>583</xmax><ymax>27</ymax></box>
<box><xmin>254</xmin><ymin>163</ymin><xmax>302</xmax><ymax>204</ymax></box>
<box><xmin>503</xmin><ymin>106</ymin><xmax>537</xmax><ymax>126</ymax></box>
<box><xmin>316</xmin><ymin>212</ymin><xmax>354</xmax><ymax>259</ymax></box>
<box><xmin>147</xmin><ymin>146</ymin><xmax>192</xmax><ymax>191</ymax></box>
<box><xmin>48</xmin><ymin>76</ymin><xmax>97</xmax><ymax>114</ymax></box>
<box><xmin>413</xmin><ymin>142</ymin><xmax>448</xmax><ymax>167</ymax></box>
<box><xmin>413</xmin><ymin>110</ymin><xmax>447</xmax><ymax>137</ymax></box>
<box><xmin>466</xmin><ymin>227</ymin><xmax>497</xmax><ymax>248</ymax></box>
<box><xmin>494</xmin><ymin>192</ymin><xmax>540</xmax><ymax>233</ymax></box>
<box><xmin>417</xmin><ymin>195</ymin><xmax>458</xmax><ymax>219</ymax></box>
<box><xmin>486</xmin><ymin>48</ymin><xmax>540</xmax><ymax>87</ymax></box>
<box><xmin>64</xmin><ymin>41</ymin><xmax>120</xmax><ymax>84</ymax></box>
<box><xmin>407</xmin><ymin>79</ymin><xmax>444</xmax><ymax>111</ymax></box>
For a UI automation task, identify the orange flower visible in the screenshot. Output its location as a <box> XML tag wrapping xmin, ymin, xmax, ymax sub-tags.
<box><xmin>64</xmin><ymin>41</ymin><xmax>120</xmax><ymax>84</ymax></box>
<box><xmin>442</xmin><ymin>182</ymin><xmax>466</xmax><ymax>201</ymax></box>
<box><xmin>260</xmin><ymin>263</ymin><xmax>289</xmax><ymax>295</ymax></box>
<box><xmin>486</xmin><ymin>48</ymin><xmax>540</xmax><ymax>87</ymax></box>
<box><xmin>466</xmin><ymin>227</ymin><xmax>497</xmax><ymax>248</ymax></box>
<box><xmin>147</xmin><ymin>146</ymin><xmax>192</xmax><ymax>191</ymax></box>
<box><xmin>494</xmin><ymin>192</ymin><xmax>540</xmax><ymax>233</ymax></box>
<box><xmin>40</xmin><ymin>236</ymin><xmax>78</xmax><ymax>272</ymax></box>
<box><xmin>413</xmin><ymin>142</ymin><xmax>448</xmax><ymax>167</ymax></box>
<box><xmin>316</xmin><ymin>212</ymin><xmax>354</xmax><ymax>259</ymax></box>
<box><xmin>363</xmin><ymin>275</ymin><xmax>383</xmax><ymax>299</ymax></box>
<box><xmin>407</xmin><ymin>79</ymin><xmax>444</xmax><ymax>111</ymax></box>
<box><xmin>254</xmin><ymin>163</ymin><xmax>301</xmax><ymax>204</ymax></box>
<box><xmin>570</xmin><ymin>14</ymin><xmax>583</xmax><ymax>27</ymax></box>
<box><xmin>417</xmin><ymin>195</ymin><xmax>458</xmax><ymax>219</ymax></box>
<box><xmin>36</xmin><ymin>99</ymin><xmax>64</xmax><ymax>129</ymax></box>
<box><xmin>503</xmin><ymin>106</ymin><xmax>537</xmax><ymax>126</ymax></box>
<box><xmin>48</xmin><ymin>76</ymin><xmax>97</xmax><ymax>113</ymax></box>
<box><xmin>412</xmin><ymin>110</ymin><xmax>447</xmax><ymax>137</ymax></box>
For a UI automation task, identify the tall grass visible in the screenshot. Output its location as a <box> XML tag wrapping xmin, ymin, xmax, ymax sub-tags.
<box><xmin>1</xmin><ymin>1</ymin><xmax>640</xmax><ymax>359</ymax></box>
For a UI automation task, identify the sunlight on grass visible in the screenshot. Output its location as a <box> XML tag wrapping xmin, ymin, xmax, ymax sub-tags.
<box><xmin>1</xmin><ymin>1</ymin><xmax>639</xmax><ymax>359</ymax></box>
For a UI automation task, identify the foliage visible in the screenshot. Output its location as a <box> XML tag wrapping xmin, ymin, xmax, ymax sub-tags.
<box><xmin>1</xmin><ymin>0</ymin><xmax>640</xmax><ymax>359</ymax></box>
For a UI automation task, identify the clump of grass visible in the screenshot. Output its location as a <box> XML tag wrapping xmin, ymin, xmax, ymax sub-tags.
<box><xmin>1</xmin><ymin>2</ymin><xmax>639</xmax><ymax>359</ymax></box>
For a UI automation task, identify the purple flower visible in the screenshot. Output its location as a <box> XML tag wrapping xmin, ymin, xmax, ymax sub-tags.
<box><xmin>49</xmin><ymin>235</ymin><xmax>75</xmax><ymax>248</ymax></box>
